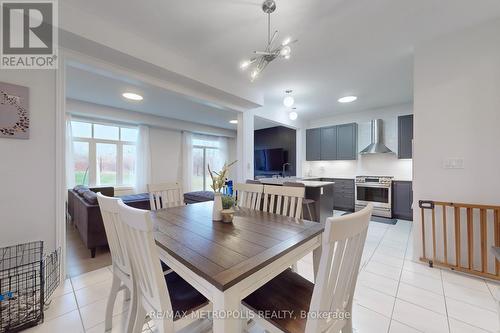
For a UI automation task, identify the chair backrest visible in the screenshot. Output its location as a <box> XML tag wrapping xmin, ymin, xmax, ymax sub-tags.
<box><xmin>262</xmin><ymin>185</ymin><xmax>305</xmax><ymax>218</ymax></box>
<box><xmin>305</xmin><ymin>204</ymin><xmax>373</xmax><ymax>333</ymax></box>
<box><xmin>246</xmin><ymin>179</ymin><xmax>262</xmax><ymax>184</ymax></box>
<box><xmin>96</xmin><ymin>193</ymin><xmax>131</xmax><ymax>276</ymax></box>
<box><xmin>234</xmin><ymin>183</ymin><xmax>264</xmax><ymax>210</ymax></box>
<box><xmin>148</xmin><ymin>182</ymin><xmax>183</xmax><ymax>210</ymax></box>
<box><xmin>117</xmin><ymin>201</ymin><xmax>174</xmax><ymax>329</ymax></box>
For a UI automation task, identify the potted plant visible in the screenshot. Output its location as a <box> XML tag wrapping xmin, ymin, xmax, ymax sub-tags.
<box><xmin>221</xmin><ymin>195</ymin><xmax>236</xmax><ymax>223</ymax></box>
<box><xmin>208</xmin><ymin>160</ymin><xmax>237</xmax><ymax>221</ymax></box>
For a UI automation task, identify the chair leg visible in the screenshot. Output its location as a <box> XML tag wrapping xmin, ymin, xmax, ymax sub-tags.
<box><xmin>125</xmin><ymin>284</ymin><xmax>137</xmax><ymax>333</ymax></box>
<box><xmin>306</xmin><ymin>203</ymin><xmax>315</xmax><ymax>221</ymax></box>
<box><xmin>132</xmin><ymin>305</ymin><xmax>147</xmax><ymax>333</ymax></box>
<box><xmin>105</xmin><ymin>273</ymin><xmax>121</xmax><ymax>331</ymax></box>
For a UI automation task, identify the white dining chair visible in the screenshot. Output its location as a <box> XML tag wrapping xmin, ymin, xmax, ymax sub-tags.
<box><xmin>242</xmin><ymin>204</ymin><xmax>373</xmax><ymax>333</ymax></box>
<box><xmin>283</xmin><ymin>182</ymin><xmax>316</xmax><ymax>221</ymax></box>
<box><xmin>96</xmin><ymin>193</ymin><xmax>136</xmax><ymax>333</ymax></box>
<box><xmin>234</xmin><ymin>183</ymin><xmax>264</xmax><ymax>210</ymax></box>
<box><xmin>148</xmin><ymin>182</ymin><xmax>184</xmax><ymax>210</ymax></box>
<box><xmin>117</xmin><ymin>201</ymin><xmax>211</xmax><ymax>333</ymax></box>
<box><xmin>263</xmin><ymin>184</ymin><xmax>305</xmax><ymax>219</ymax></box>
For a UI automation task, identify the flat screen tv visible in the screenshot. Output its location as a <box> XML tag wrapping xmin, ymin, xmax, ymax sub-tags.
<box><xmin>254</xmin><ymin>148</ymin><xmax>285</xmax><ymax>171</ymax></box>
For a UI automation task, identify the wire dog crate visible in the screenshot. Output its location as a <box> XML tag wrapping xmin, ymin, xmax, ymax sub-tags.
<box><xmin>0</xmin><ymin>241</ymin><xmax>60</xmax><ymax>333</ymax></box>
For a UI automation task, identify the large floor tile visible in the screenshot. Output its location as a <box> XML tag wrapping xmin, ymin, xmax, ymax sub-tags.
<box><xmin>389</xmin><ymin>320</ymin><xmax>422</xmax><ymax>333</ymax></box>
<box><xmin>397</xmin><ymin>282</ymin><xmax>447</xmax><ymax>314</ymax></box>
<box><xmin>371</xmin><ymin>253</ymin><xmax>405</xmax><ymax>268</ymax></box>
<box><xmin>448</xmin><ymin>318</ymin><xmax>492</xmax><ymax>333</ymax></box>
<box><xmin>70</xmin><ymin>267</ymin><xmax>113</xmax><ymax>291</ymax></box>
<box><xmin>441</xmin><ymin>270</ymin><xmax>489</xmax><ymax>293</ymax></box>
<box><xmin>50</xmin><ymin>278</ymin><xmax>73</xmax><ymax>298</ymax></box>
<box><xmin>85</xmin><ymin>311</ymin><xmax>131</xmax><ymax>333</ymax></box>
<box><xmin>402</xmin><ymin>260</ymin><xmax>442</xmax><ymax>280</ymax></box>
<box><xmin>43</xmin><ymin>292</ymin><xmax>78</xmax><ymax>321</ymax></box>
<box><xmin>24</xmin><ymin>310</ymin><xmax>84</xmax><ymax>333</ymax></box>
<box><xmin>446</xmin><ymin>297</ymin><xmax>498</xmax><ymax>332</ymax></box>
<box><xmin>74</xmin><ymin>279</ymin><xmax>113</xmax><ymax>307</ymax></box>
<box><xmin>357</xmin><ymin>270</ymin><xmax>399</xmax><ymax>296</ymax></box>
<box><xmin>392</xmin><ymin>299</ymin><xmax>449</xmax><ymax>333</ymax></box>
<box><xmin>400</xmin><ymin>270</ymin><xmax>444</xmax><ymax>295</ymax></box>
<box><xmin>352</xmin><ymin>303</ymin><xmax>391</xmax><ymax>333</ymax></box>
<box><xmin>354</xmin><ymin>285</ymin><xmax>395</xmax><ymax>317</ymax></box>
<box><xmin>443</xmin><ymin>281</ymin><xmax>497</xmax><ymax>311</ymax></box>
<box><xmin>375</xmin><ymin>245</ymin><xmax>407</xmax><ymax>259</ymax></box>
<box><xmin>364</xmin><ymin>260</ymin><xmax>402</xmax><ymax>281</ymax></box>
<box><xmin>79</xmin><ymin>295</ymin><xmax>130</xmax><ymax>330</ymax></box>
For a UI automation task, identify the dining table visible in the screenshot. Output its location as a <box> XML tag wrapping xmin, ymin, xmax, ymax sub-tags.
<box><xmin>152</xmin><ymin>201</ymin><xmax>325</xmax><ymax>333</ymax></box>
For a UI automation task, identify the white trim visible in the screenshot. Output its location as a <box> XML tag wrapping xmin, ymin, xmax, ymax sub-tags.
<box><xmin>70</xmin><ymin>119</ymin><xmax>138</xmax><ymax>187</ymax></box>
<box><xmin>56</xmin><ymin>51</ymin><xmax>67</xmax><ymax>279</ymax></box>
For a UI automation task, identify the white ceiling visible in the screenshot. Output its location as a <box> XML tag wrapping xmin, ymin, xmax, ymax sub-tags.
<box><xmin>66</xmin><ymin>65</ymin><xmax>240</xmax><ymax>130</ymax></box>
<box><xmin>62</xmin><ymin>0</ymin><xmax>500</xmax><ymax>120</ymax></box>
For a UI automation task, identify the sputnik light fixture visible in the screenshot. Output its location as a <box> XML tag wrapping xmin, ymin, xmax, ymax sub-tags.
<box><xmin>239</xmin><ymin>0</ymin><xmax>298</xmax><ymax>81</ymax></box>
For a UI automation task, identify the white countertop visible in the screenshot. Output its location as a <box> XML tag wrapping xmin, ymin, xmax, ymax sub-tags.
<box><xmin>258</xmin><ymin>177</ymin><xmax>335</xmax><ymax>188</ymax></box>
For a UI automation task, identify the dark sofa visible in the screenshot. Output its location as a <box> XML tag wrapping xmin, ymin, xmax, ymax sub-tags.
<box><xmin>68</xmin><ymin>186</ymin><xmax>151</xmax><ymax>257</ymax></box>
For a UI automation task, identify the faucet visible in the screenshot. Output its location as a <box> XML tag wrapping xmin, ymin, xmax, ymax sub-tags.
<box><xmin>282</xmin><ymin>163</ymin><xmax>291</xmax><ymax>177</ymax></box>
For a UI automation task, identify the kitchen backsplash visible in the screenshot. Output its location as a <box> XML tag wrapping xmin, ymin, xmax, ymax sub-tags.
<box><xmin>303</xmin><ymin>154</ymin><xmax>413</xmax><ymax>180</ymax></box>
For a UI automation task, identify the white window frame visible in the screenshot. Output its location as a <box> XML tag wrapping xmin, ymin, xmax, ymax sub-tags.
<box><xmin>71</xmin><ymin>118</ymin><xmax>137</xmax><ymax>187</ymax></box>
<box><xmin>192</xmin><ymin>136</ymin><xmax>221</xmax><ymax>191</ymax></box>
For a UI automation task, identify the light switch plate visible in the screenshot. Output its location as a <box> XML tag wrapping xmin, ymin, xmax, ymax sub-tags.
<box><xmin>443</xmin><ymin>158</ymin><xmax>464</xmax><ymax>169</ymax></box>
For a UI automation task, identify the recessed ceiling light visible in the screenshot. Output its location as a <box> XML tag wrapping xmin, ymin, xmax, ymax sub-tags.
<box><xmin>288</xmin><ymin>112</ymin><xmax>298</xmax><ymax>121</ymax></box>
<box><xmin>229</xmin><ymin>120</ymin><xmax>238</xmax><ymax>124</ymax></box>
<box><xmin>122</xmin><ymin>92</ymin><xmax>143</xmax><ymax>101</ymax></box>
<box><xmin>338</xmin><ymin>95</ymin><xmax>357</xmax><ymax>103</ymax></box>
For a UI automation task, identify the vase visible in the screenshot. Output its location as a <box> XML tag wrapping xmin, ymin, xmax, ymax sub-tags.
<box><xmin>212</xmin><ymin>193</ymin><xmax>223</xmax><ymax>221</ymax></box>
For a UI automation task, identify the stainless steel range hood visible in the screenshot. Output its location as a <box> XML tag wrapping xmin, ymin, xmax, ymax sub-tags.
<box><xmin>360</xmin><ymin>119</ymin><xmax>394</xmax><ymax>154</ymax></box>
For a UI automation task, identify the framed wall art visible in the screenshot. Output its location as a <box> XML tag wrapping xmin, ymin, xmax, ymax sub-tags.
<box><xmin>0</xmin><ymin>82</ymin><xmax>30</xmax><ymax>139</ymax></box>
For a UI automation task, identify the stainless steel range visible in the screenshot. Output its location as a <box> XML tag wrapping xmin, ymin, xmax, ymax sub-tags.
<box><xmin>355</xmin><ymin>176</ymin><xmax>393</xmax><ymax>218</ymax></box>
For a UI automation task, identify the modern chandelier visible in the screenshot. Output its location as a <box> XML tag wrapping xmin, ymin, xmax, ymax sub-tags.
<box><xmin>239</xmin><ymin>0</ymin><xmax>298</xmax><ymax>81</ymax></box>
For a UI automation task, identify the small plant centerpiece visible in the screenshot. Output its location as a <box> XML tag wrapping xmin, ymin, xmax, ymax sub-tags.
<box><xmin>208</xmin><ymin>160</ymin><xmax>237</xmax><ymax>221</ymax></box>
<box><xmin>221</xmin><ymin>195</ymin><xmax>236</xmax><ymax>223</ymax></box>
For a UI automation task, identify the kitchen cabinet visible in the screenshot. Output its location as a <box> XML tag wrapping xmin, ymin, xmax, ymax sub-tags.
<box><xmin>306</xmin><ymin>123</ymin><xmax>358</xmax><ymax>161</ymax></box>
<box><xmin>320</xmin><ymin>126</ymin><xmax>337</xmax><ymax>160</ymax></box>
<box><xmin>392</xmin><ymin>181</ymin><xmax>413</xmax><ymax>220</ymax></box>
<box><xmin>306</xmin><ymin>128</ymin><xmax>321</xmax><ymax>161</ymax></box>
<box><xmin>398</xmin><ymin>115</ymin><xmax>413</xmax><ymax>159</ymax></box>
<box><xmin>333</xmin><ymin>178</ymin><xmax>355</xmax><ymax>211</ymax></box>
<box><xmin>336</xmin><ymin>123</ymin><xmax>358</xmax><ymax>160</ymax></box>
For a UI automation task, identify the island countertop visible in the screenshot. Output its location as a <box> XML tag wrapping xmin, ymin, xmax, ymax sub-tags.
<box><xmin>258</xmin><ymin>177</ymin><xmax>335</xmax><ymax>188</ymax></box>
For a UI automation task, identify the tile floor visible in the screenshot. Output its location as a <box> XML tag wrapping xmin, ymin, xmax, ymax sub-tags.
<box><xmin>28</xmin><ymin>217</ymin><xmax>499</xmax><ymax>333</ymax></box>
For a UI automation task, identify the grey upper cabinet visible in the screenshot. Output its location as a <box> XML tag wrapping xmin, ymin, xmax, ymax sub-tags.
<box><xmin>336</xmin><ymin>123</ymin><xmax>358</xmax><ymax>160</ymax></box>
<box><xmin>398</xmin><ymin>115</ymin><xmax>413</xmax><ymax>159</ymax></box>
<box><xmin>320</xmin><ymin>126</ymin><xmax>337</xmax><ymax>160</ymax></box>
<box><xmin>306</xmin><ymin>122</ymin><xmax>358</xmax><ymax>161</ymax></box>
<box><xmin>306</xmin><ymin>128</ymin><xmax>321</xmax><ymax>161</ymax></box>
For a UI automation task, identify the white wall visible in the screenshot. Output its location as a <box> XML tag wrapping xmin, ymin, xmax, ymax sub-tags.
<box><xmin>304</xmin><ymin>103</ymin><xmax>413</xmax><ymax>180</ymax></box>
<box><xmin>413</xmin><ymin>18</ymin><xmax>500</xmax><ymax>261</ymax></box>
<box><xmin>0</xmin><ymin>70</ymin><xmax>57</xmax><ymax>251</ymax></box>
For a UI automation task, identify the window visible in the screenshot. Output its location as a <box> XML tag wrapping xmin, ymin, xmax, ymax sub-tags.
<box><xmin>71</xmin><ymin>120</ymin><xmax>138</xmax><ymax>187</ymax></box>
<box><xmin>192</xmin><ymin>135</ymin><xmax>227</xmax><ymax>191</ymax></box>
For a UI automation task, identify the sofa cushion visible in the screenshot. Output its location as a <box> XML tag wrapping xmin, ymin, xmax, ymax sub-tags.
<box><xmin>184</xmin><ymin>191</ymin><xmax>214</xmax><ymax>204</ymax></box>
<box><xmin>82</xmin><ymin>190</ymin><xmax>98</xmax><ymax>205</ymax></box>
<box><xmin>74</xmin><ymin>185</ymin><xmax>89</xmax><ymax>196</ymax></box>
<box><xmin>120</xmin><ymin>193</ymin><xmax>150</xmax><ymax>203</ymax></box>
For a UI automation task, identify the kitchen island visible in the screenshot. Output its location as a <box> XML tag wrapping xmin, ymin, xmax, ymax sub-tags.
<box><xmin>258</xmin><ymin>177</ymin><xmax>334</xmax><ymax>223</ymax></box>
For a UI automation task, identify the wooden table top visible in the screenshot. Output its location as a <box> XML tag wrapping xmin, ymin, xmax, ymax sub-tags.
<box><xmin>152</xmin><ymin>201</ymin><xmax>324</xmax><ymax>291</ymax></box>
